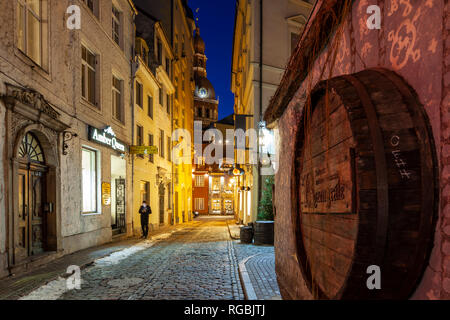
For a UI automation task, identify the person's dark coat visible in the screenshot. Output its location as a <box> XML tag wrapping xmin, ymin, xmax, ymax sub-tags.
<box><xmin>139</xmin><ymin>205</ymin><xmax>151</xmax><ymax>223</ymax></box>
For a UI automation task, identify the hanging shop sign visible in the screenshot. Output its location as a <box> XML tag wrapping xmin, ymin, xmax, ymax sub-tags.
<box><xmin>88</xmin><ymin>126</ymin><xmax>128</xmax><ymax>153</ymax></box>
<box><xmin>102</xmin><ymin>182</ymin><xmax>111</xmax><ymax>206</ymax></box>
<box><xmin>130</xmin><ymin>146</ymin><xmax>159</xmax><ymax>155</ymax></box>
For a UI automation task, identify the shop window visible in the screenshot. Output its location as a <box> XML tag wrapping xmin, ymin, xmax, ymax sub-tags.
<box><xmin>17</xmin><ymin>0</ymin><xmax>49</xmax><ymax>69</ymax></box>
<box><xmin>81</xmin><ymin>45</ymin><xmax>98</xmax><ymax>107</ymax></box>
<box><xmin>82</xmin><ymin>147</ymin><xmax>100</xmax><ymax>213</ymax></box>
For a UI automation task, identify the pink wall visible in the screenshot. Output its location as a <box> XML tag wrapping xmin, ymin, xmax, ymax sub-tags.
<box><xmin>273</xmin><ymin>0</ymin><xmax>449</xmax><ymax>299</ymax></box>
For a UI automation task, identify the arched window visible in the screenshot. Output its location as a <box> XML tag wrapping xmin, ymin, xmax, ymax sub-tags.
<box><xmin>18</xmin><ymin>133</ymin><xmax>45</xmax><ymax>164</ymax></box>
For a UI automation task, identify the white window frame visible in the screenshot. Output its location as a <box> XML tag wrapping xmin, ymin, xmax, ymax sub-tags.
<box><xmin>81</xmin><ymin>146</ymin><xmax>102</xmax><ymax>215</ymax></box>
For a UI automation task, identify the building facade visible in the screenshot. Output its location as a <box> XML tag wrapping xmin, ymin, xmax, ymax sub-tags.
<box><xmin>231</xmin><ymin>0</ymin><xmax>315</xmax><ymax>224</ymax></box>
<box><xmin>265</xmin><ymin>0</ymin><xmax>450</xmax><ymax>300</ymax></box>
<box><xmin>172</xmin><ymin>0</ymin><xmax>195</xmax><ymax>224</ymax></box>
<box><xmin>0</xmin><ymin>0</ymin><xmax>136</xmax><ymax>277</ymax></box>
<box><xmin>134</xmin><ymin>0</ymin><xmax>195</xmax><ymax>225</ymax></box>
<box><xmin>133</xmin><ymin>14</ymin><xmax>174</xmax><ymax>233</ymax></box>
<box><xmin>193</xmin><ymin>28</ymin><xmax>219</xmax><ymax>128</ymax></box>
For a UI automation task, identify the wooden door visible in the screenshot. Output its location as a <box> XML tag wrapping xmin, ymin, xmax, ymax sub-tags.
<box><xmin>16</xmin><ymin>168</ymin><xmax>29</xmax><ymax>262</ymax></box>
<box><xmin>29</xmin><ymin>166</ymin><xmax>46</xmax><ymax>255</ymax></box>
<box><xmin>17</xmin><ymin>165</ymin><xmax>47</xmax><ymax>259</ymax></box>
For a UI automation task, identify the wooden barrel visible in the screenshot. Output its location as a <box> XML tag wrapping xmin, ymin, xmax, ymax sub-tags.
<box><xmin>293</xmin><ymin>69</ymin><xmax>438</xmax><ymax>299</ymax></box>
<box><xmin>240</xmin><ymin>226</ymin><xmax>253</xmax><ymax>244</ymax></box>
<box><xmin>254</xmin><ymin>221</ymin><xmax>275</xmax><ymax>245</ymax></box>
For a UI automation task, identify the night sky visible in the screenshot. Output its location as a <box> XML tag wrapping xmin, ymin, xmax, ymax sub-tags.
<box><xmin>188</xmin><ymin>0</ymin><xmax>236</xmax><ymax>120</ymax></box>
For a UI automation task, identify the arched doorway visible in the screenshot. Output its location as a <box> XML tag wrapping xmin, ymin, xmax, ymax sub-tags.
<box><xmin>16</xmin><ymin>132</ymin><xmax>52</xmax><ymax>260</ymax></box>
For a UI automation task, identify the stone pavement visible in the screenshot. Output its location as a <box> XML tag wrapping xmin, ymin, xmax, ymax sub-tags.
<box><xmin>0</xmin><ymin>216</ymin><xmax>280</xmax><ymax>300</ymax></box>
<box><xmin>233</xmin><ymin>241</ymin><xmax>281</xmax><ymax>300</ymax></box>
<box><xmin>0</xmin><ymin>224</ymin><xmax>182</xmax><ymax>300</ymax></box>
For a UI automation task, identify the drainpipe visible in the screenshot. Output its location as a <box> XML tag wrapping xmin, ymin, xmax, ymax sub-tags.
<box><xmin>131</xmin><ymin>12</ymin><xmax>137</xmax><ymax>235</ymax></box>
<box><xmin>257</xmin><ymin>0</ymin><xmax>263</xmax><ymax>220</ymax></box>
<box><xmin>170</xmin><ymin>0</ymin><xmax>175</xmax><ymax>225</ymax></box>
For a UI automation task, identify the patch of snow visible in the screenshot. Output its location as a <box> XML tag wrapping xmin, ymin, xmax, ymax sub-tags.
<box><xmin>19</xmin><ymin>277</ymin><xmax>68</xmax><ymax>300</ymax></box>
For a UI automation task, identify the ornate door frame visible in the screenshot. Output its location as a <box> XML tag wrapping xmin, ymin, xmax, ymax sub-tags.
<box><xmin>1</xmin><ymin>83</ymin><xmax>70</xmax><ymax>268</ymax></box>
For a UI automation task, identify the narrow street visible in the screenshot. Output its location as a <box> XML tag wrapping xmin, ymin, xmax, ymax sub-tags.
<box><xmin>11</xmin><ymin>217</ymin><xmax>276</xmax><ymax>300</ymax></box>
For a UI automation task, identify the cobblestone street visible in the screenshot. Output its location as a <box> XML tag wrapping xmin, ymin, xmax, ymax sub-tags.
<box><xmin>9</xmin><ymin>217</ymin><xmax>277</xmax><ymax>300</ymax></box>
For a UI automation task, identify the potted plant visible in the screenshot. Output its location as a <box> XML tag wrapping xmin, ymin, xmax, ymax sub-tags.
<box><xmin>254</xmin><ymin>176</ymin><xmax>275</xmax><ymax>245</ymax></box>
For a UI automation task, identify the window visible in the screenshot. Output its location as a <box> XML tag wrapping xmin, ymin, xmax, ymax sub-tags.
<box><xmin>147</xmin><ymin>95</ymin><xmax>153</xmax><ymax>119</ymax></box>
<box><xmin>112</xmin><ymin>75</ymin><xmax>123</xmax><ymax>122</ymax></box>
<box><xmin>167</xmin><ymin>136</ymin><xmax>171</xmax><ymax>161</ymax></box>
<box><xmin>159</xmin><ymin>88</ymin><xmax>163</xmax><ymax>107</ymax></box>
<box><xmin>166</xmin><ymin>94</ymin><xmax>170</xmax><ymax>114</ymax></box>
<box><xmin>83</xmin><ymin>0</ymin><xmax>94</xmax><ymax>12</ymax></box>
<box><xmin>137</xmin><ymin>125</ymin><xmax>143</xmax><ymax>145</ymax></box>
<box><xmin>159</xmin><ymin>130</ymin><xmax>165</xmax><ymax>159</ymax></box>
<box><xmin>140</xmin><ymin>181</ymin><xmax>150</xmax><ymax>204</ymax></box>
<box><xmin>82</xmin><ymin>45</ymin><xmax>97</xmax><ymax>106</ymax></box>
<box><xmin>137</xmin><ymin>125</ymin><xmax>143</xmax><ymax>158</ymax></box>
<box><xmin>82</xmin><ymin>0</ymin><xmax>98</xmax><ymax>16</ymax></box>
<box><xmin>82</xmin><ymin>147</ymin><xmax>99</xmax><ymax>213</ymax></box>
<box><xmin>136</xmin><ymin>81</ymin><xmax>143</xmax><ymax>107</ymax></box>
<box><xmin>112</xmin><ymin>5</ymin><xmax>121</xmax><ymax>47</ymax></box>
<box><xmin>157</xmin><ymin>39</ymin><xmax>162</xmax><ymax>65</ymax></box>
<box><xmin>165</xmin><ymin>58</ymin><xmax>170</xmax><ymax>75</ymax></box>
<box><xmin>17</xmin><ymin>0</ymin><xmax>48</xmax><ymax>68</ymax></box>
<box><xmin>195</xmin><ymin>198</ymin><xmax>204</xmax><ymax>211</ymax></box>
<box><xmin>195</xmin><ymin>175</ymin><xmax>204</xmax><ymax>187</ymax></box>
<box><xmin>149</xmin><ymin>134</ymin><xmax>154</xmax><ymax>163</ymax></box>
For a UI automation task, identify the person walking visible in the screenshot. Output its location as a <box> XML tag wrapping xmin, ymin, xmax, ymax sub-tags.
<box><xmin>139</xmin><ymin>201</ymin><xmax>152</xmax><ymax>238</ymax></box>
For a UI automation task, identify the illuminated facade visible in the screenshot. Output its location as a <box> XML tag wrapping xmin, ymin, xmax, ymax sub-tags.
<box><xmin>231</xmin><ymin>0</ymin><xmax>315</xmax><ymax>224</ymax></box>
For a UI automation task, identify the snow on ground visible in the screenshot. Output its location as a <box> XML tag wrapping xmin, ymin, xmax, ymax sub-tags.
<box><xmin>19</xmin><ymin>277</ymin><xmax>68</xmax><ymax>300</ymax></box>
<box><xmin>19</xmin><ymin>230</ymin><xmax>179</xmax><ymax>300</ymax></box>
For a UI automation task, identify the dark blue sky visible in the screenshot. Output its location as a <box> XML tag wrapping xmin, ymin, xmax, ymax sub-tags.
<box><xmin>188</xmin><ymin>0</ymin><xmax>236</xmax><ymax>120</ymax></box>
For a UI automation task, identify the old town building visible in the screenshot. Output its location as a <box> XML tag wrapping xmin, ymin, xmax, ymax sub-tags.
<box><xmin>231</xmin><ymin>0</ymin><xmax>316</xmax><ymax>225</ymax></box>
<box><xmin>192</xmin><ymin>114</ymin><xmax>236</xmax><ymax>216</ymax></box>
<box><xmin>133</xmin><ymin>10</ymin><xmax>174</xmax><ymax>232</ymax></box>
<box><xmin>134</xmin><ymin>0</ymin><xmax>195</xmax><ymax>225</ymax></box>
<box><xmin>264</xmin><ymin>0</ymin><xmax>450</xmax><ymax>300</ymax></box>
<box><xmin>193</xmin><ymin>28</ymin><xmax>219</xmax><ymax>128</ymax></box>
<box><xmin>172</xmin><ymin>0</ymin><xmax>195</xmax><ymax>224</ymax></box>
<box><xmin>0</xmin><ymin>0</ymin><xmax>136</xmax><ymax>277</ymax></box>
